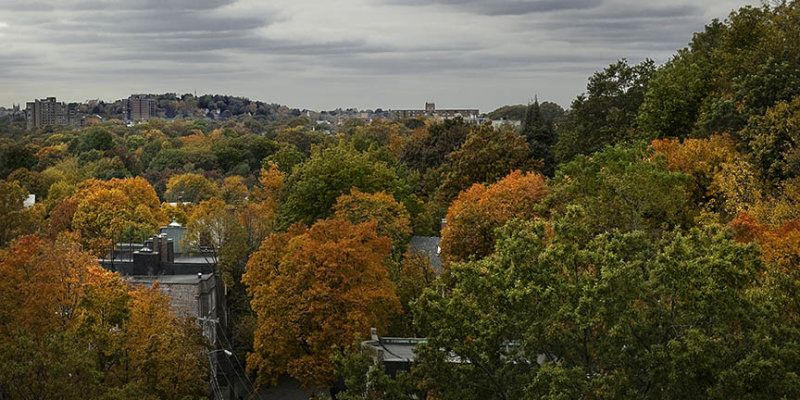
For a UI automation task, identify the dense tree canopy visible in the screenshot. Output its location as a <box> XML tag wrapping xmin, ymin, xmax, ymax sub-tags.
<box><xmin>441</xmin><ymin>170</ymin><xmax>547</xmax><ymax>264</ymax></box>
<box><xmin>0</xmin><ymin>235</ymin><xmax>209</xmax><ymax>399</ymax></box>
<box><xmin>414</xmin><ymin>220</ymin><xmax>800</xmax><ymax>399</ymax></box>
<box><xmin>2</xmin><ymin>2</ymin><xmax>800</xmax><ymax>397</ymax></box>
<box><xmin>547</xmin><ymin>145</ymin><xmax>692</xmax><ymax>241</ymax></box>
<box><xmin>333</xmin><ymin>188</ymin><xmax>412</xmax><ymax>258</ymax></box>
<box><xmin>243</xmin><ymin>219</ymin><xmax>400</xmax><ymax>388</ymax></box>
<box><xmin>555</xmin><ymin>59</ymin><xmax>655</xmax><ymax>163</ymax></box>
<box><xmin>436</xmin><ymin>124</ymin><xmax>531</xmax><ymax>209</ymax></box>
<box><xmin>280</xmin><ymin>142</ymin><xmax>408</xmax><ymax>225</ymax></box>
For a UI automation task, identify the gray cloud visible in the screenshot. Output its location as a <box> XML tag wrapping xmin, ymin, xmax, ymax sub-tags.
<box><xmin>0</xmin><ymin>0</ymin><xmax>755</xmax><ymax>111</ymax></box>
<box><xmin>7</xmin><ymin>0</ymin><xmax>237</xmax><ymax>11</ymax></box>
<box><xmin>383</xmin><ymin>0</ymin><xmax>602</xmax><ymax>15</ymax></box>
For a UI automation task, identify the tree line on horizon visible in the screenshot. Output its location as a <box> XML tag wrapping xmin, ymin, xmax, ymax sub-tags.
<box><xmin>3</xmin><ymin>1</ymin><xmax>800</xmax><ymax>398</ymax></box>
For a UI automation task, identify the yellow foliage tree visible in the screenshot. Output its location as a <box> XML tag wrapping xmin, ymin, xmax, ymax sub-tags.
<box><xmin>0</xmin><ymin>234</ymin><xmax>209</xmax><ymax>399</ymax></box>
<box><xmin>164</xmin><ymin>173</ymin><xmax>220</xmax><ymax>203</ymax></box>
<box><xmin>240</xmin><ymin>162</ymin><xmax>285</xmax><ymax>249</ymax></box>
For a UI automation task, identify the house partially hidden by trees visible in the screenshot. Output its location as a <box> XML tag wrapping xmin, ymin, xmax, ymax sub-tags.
<box><xmin>99</xmin><ymin>220</ymin><xmax>225</xmax><ymax>342</ymax></box>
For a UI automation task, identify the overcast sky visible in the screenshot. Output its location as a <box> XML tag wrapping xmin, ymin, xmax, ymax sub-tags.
<box><xmin>0</xmin><ymin>0</ymin><xmax>754</xmax><ymax>112</ymax></box>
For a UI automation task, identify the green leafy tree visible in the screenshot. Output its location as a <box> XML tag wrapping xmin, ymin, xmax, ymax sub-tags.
<box><xmin>400</xmin><ymin>117</ymin><xmax>471</xmax><ymax>172</ymax></box>
<box><xmin>333</xmin><ymin>342</ymin><xmax>421</xmax><ymax>400</ymax></box>
<box><xmin>7</xmin><ymin>168</ymin><xmax>49</xmax><ymax>200</ymax></box>
<box><xmin>521</xmin><ymin>99</ymin><xmax>557</xmax><ymax>176</ymax></box>
<box><xmin>744</xmin><ymin>97</ymin><xmax>800</xmax><ymax>185</ymax></box>
<box><xmin>636</xmin><ymin>48</ymin><xmax>712</xmax><ymax>140</ymax></box>
<box><xmin>639</xmin><ymin>2</ymin><xmax>800</xmax><ymax>142</ymax></box>
<box><xmin>413</xmin><ymin>218</ymin><xmax>800</xmax><ymax>399</ymax></box>
<box><xmin>547</xmin><ymin>144</ymin><xmax>692</xmax><ymax>241</ymax></box>
<box><xmin>435</xmin><ymin>124</ymin><xmax>530</xmax><ymax>209</ymax></box>
<box><xmin>264</xmin><ymin>142</ymin><xmax>305</xmax><ymax>173</ymax></box>
<box><xmin>280</xmin><ymin>141</ymin><xmax>407</xmax><ymax>225</ymax></box>
<box><xmin>555</xmin><ymin>59</ymin><xmax>655</xmax><ymax>163</ymax></box>
<box><xmin>0</xmin><ymin>181</ymin><xmax>29</xmax><ymax>247</ymax></box>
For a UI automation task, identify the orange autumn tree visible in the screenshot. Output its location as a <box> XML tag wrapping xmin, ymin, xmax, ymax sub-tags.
<box><xmin>440</xmin><ymin>170</ymin><xmax>547</xmax><ymax>264</ymax></box>
<box><xmin>240</xmin><ymin>162</ymin><xmax>285</xmax><ymax>249</ymax></box>
<box><xmin>730</xmin><ymin>212</ymin><xmax>800</xmax><ymax>271</ymax></box>
<box><xmin>333</xmin><ymin>188</ymin><xmax>412</xmax><ymax>258</ymax></box>
<box><xmin>0</xmin><ymin>235</ymin><xmax>97</xmax><ymax>338</ymax></box>
<box><xmin>0</xmin><ymin>234</ymin><xmax>208</xmax><ymax>399</ymax></box>
<box><xmin>243</xmin><ymin>219</ymin><xmax>400</xmax><ymax>388</ymax></box>
<box><xmin>121</xmin><ymin>284</ymin><xmax>209</xmax><ymax>399</ymax></box>
<box><xmin>0</xmin><ymin>234</ymin><xmax>104</xmax><ymax>398</ymax></box>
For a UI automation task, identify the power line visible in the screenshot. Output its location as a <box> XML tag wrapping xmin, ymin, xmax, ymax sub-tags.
<box><xmin>202</xmin><ymin>317</ymin><xmax>259</xmax><ymax>399</ymax></box>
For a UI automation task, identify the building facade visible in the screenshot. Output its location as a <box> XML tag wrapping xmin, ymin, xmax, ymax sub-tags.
<box><xmin>124</xmin><ymin>94</ymin><xmax>155</xmax><ymax>122</ymax></box>
<box><xmin>390</xmin><ymin>102</ymin><xmax>479</xmax><ymax>120</ymax></box>
<box><xmin>26</xmin><ymin>97</ymin><xmax>69</xmax><ymax>129</ymax></box>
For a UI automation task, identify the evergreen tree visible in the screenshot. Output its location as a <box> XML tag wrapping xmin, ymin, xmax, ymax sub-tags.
<box><xmin>521</xmin><ymin>98</ymin><xmax>556</xmax><ymax>176</ymax></box>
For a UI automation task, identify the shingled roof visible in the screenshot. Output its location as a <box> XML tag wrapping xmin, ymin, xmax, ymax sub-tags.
<box><xmin>408</xmin><ymin>236</ymin><xmax>442</xmax><ymax>274</ymax></box>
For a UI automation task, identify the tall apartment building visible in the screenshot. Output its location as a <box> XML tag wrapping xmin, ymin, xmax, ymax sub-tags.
<box><xmin>124</xmin><ymin>94</ymin><xmax>155</xmax><ymax>122</ymax></box>
<box><xmin>26</xmin><ymin>97</ymin><xmax>69</xmax><ymax>129</ymax></box>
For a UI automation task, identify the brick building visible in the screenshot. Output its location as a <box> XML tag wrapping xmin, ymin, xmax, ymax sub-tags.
<box><xmin>124</xmin><ymin>94</ymin><xmax>155</xmax><ymax>122</ymax></box>
<box><xmin>26</xmin><ymin>97</ymin><xmax>69</xmax><ymax>129</ymax></box>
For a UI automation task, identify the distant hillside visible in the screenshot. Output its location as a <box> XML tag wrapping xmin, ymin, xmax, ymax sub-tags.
<box><xmin>70</xmin><ymin>93</ymin><xmax>302</xmax><ymax>122</ymax></box>
<box><xmin>487</xmin><ymin>104</ymin><xmax>527</xmax><ymax>120</ymax></box>
<box><xmin>489</xmin><ymin>102</ymin><xmax>566</xmax><ymax>124</ymax></box>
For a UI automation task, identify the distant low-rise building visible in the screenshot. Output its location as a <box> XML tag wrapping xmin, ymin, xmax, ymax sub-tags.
<box><xmin>26</xmin><ymin>97</ymin><xmax>69</xmax><ymax>129</ymax></box>
<box><xmin>390</xmin><ymin>102</ymin><xmax>479</xmax><ymax>120</ymax></box>
<box><xmin>491</xmin><ymin>119</ymin><xmax>522</xmax><ymax>129</ymax></box>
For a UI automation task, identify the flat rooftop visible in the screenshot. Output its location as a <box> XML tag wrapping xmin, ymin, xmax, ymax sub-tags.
<box><xmin>99</xmin><ymin>255</ymin><xmax>214</xmax><ymax>264</ymax></box>
<box><xmin>124</xmin><ymin>273</ymin><xmax>214</xmax><ymax>284</ymax></box>
<box><xmin>363</xmin><ymin>337</ymin><xmax>426</xmax><ymax>362</ymax></box>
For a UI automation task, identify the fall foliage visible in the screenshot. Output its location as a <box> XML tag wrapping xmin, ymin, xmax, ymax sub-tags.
<box><xmin>333</xmin><ymin>188</ymin><xmax>412</xmax><ymax>258</ymax></box>
<box><xmin>68</xmin><ymin>177</ymin><xmax>166</xmax><ymax>256</ymax></box>
<box><xmin>0</xmin><ymin>234</ymin><xmax>208</xmax><ymax>399</ymax></box>
<box><xmin>243</xmin><ymin>219</ymin><xmax>400</xmax><ymax>388</ymax></box>
<box><xmin>3</xmin><ymin>2</ymin><xmax>800</xmax><ymax>397</ymax></box>
<box><xmin>441</xmin><ymin>170</ymin><xmax>547</xmax><ymax>263</ymax></box>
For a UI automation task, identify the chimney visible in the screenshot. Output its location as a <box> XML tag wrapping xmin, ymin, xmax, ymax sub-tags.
<box><xmin>160</xmin><ymin>234</ymin><xmax>169</xmax><ymax>264</ymax></box>
<box><xmin>370</xmin><ymin>327</ymin><xmax>378</xmax><ymax>341</ymax></box>
<box><xmin>440</xmin><ymin>218</ymin><xmax>447</xmax><ymax>231</ymax></box>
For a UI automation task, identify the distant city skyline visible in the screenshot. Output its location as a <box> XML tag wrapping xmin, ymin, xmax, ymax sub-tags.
<box><xmin>0</xmin><ymin>0</ymin><xmax>754</xmax><ymax>112</ymax></box>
